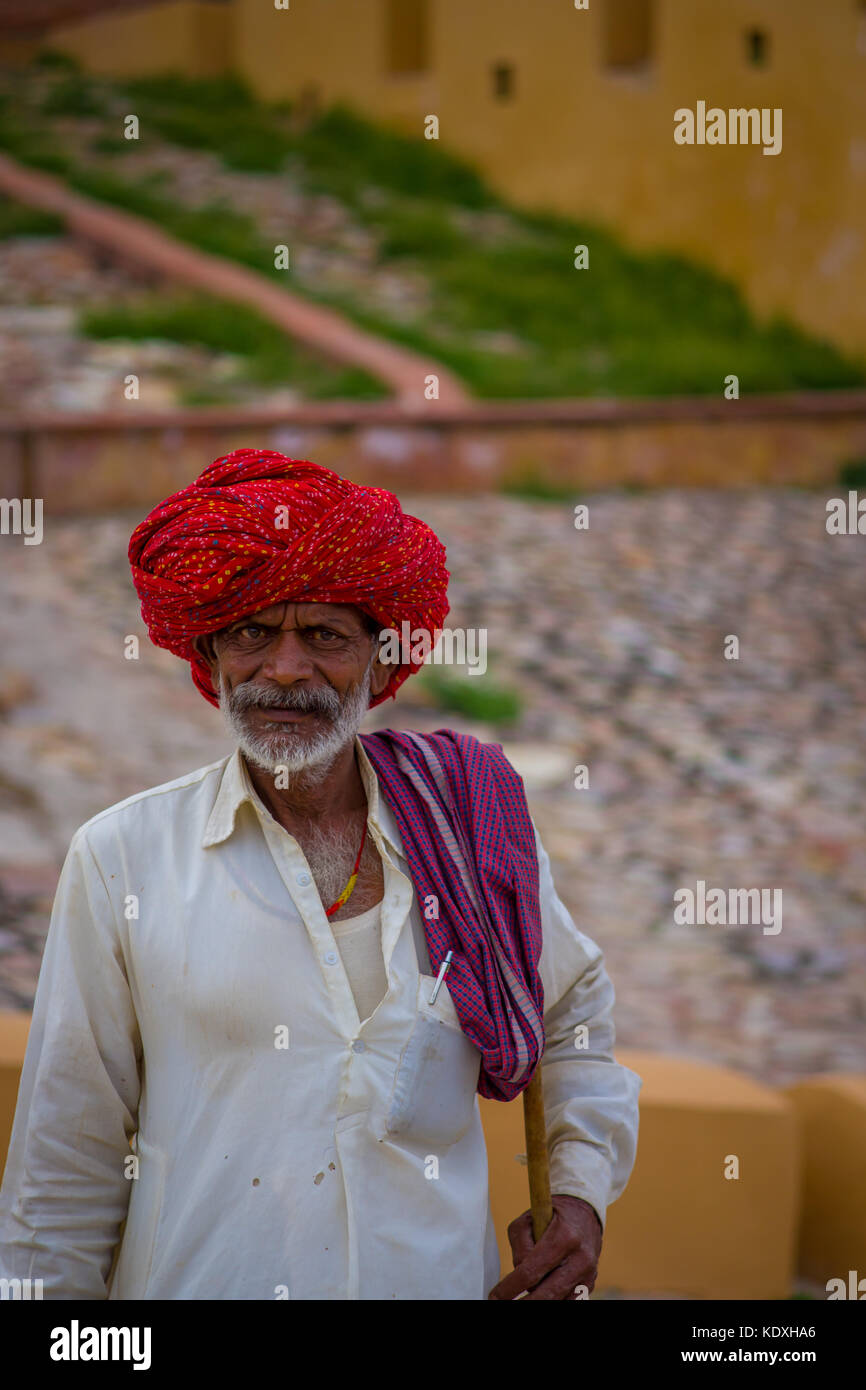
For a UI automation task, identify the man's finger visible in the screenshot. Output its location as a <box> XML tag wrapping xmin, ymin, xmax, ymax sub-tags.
<box><xmin>522</xmin><ymin>1253</ymin><xmax>597</xmax><ymax>1302</ymax></box>
<box><xmin>489</xmin><ymin>1215</ymin><xmax>571</xmax><ymax>1300</ymax></box>
<box><xmin>506</xmin><ymin>1211</ymin><xmax>535</xmax><ymax>1268</ymax></box>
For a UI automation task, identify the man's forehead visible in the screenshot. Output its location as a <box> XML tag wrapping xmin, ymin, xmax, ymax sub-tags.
<box><xmin>234</xmin><ymin>601</ymin><xmax>365</xmax><ymax>625</ymax></box>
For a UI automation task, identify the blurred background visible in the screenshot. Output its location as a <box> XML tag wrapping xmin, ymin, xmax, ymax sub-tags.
<box><xmin>0</xmin><ymin>0</ymin><xmax>864</xmax><ymax>1299</ymax></box>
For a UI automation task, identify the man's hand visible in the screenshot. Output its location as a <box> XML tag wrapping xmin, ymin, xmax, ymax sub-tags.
<box><xmin>487</xmin><ymin>1194</ymin><xmax>603</xmax><ymax>1300</ymax></box>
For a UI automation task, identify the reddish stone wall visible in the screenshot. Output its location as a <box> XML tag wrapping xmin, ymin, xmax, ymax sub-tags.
<box><xmin>1</xmin><ymin>395</ymin><xmax>865</xmax><ymax>509</ymax></box>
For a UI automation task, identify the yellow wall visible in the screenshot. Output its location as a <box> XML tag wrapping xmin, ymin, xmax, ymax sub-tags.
<box><xmin>0</xmin><ymin>1010</ymin><xmax>30</xmax><ymax>1178</ymax></box>
<box><xmin>595</xmin><ymin>1049</ymin><xmax>800</xmax><ymax>1298</ymax></box>
<box><xmin>232</xmin><ymin>0</ymin><xmax>866</xmax><ymax>361</ymax></box>
<box><xmin>0</xmin><ymin>38</ymin><xmax>42</xmax><ymax>66</ymax></box>
<box><xmin>784</xmin><ymin>1076</ymin><xmax>866</xmax><ymax>1286</ymax></box>
<box><xmin>234</xmin><ymin>0</ymin><xmax>440</xmax><ymax>128</ymax></box>
<box><xmin>46</xmin><ymin>0</ymin><xmax>230</xmax><ymax>78</ymax></box>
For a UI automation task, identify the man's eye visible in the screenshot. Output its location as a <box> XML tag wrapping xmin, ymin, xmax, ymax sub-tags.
<box><xmin>223</xmin><ymin>624</ymin><xmax>343</xmax><ymax>644</ymax></box>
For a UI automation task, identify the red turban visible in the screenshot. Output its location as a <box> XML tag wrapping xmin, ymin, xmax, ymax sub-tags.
<box><xmin>128</xmin><ymin>449</ymin><xmax>450</xmax><ymax>709</ymax></box>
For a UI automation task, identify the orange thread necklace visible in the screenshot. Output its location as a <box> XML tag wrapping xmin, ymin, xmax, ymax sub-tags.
<box><xmin>324</xmin><ymin>818</ymin><xmax>368</xmax><ymax>917</ymax></box>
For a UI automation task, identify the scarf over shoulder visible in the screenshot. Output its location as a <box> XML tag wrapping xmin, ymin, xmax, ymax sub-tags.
<box><xmin>359</xmin><ymin>727</ymin><xmax>545</xmax><ymax>1101</ymax></box>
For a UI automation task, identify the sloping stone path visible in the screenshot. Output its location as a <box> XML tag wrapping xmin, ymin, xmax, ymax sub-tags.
<box><xmin>0</xmin><ymin>152</ymin><xmax>470</xmax><ymax>407</ymax></box>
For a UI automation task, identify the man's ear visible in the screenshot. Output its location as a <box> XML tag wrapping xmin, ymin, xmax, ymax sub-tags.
<box><xmin>192</xmin><ymin>632</ymin><xmax>218</xmax><ymax>670</ymax></box>
<box><xmin>368</xmin><ymin>638</ymin><xmax>391</xmax><ymax>701</ymax></box>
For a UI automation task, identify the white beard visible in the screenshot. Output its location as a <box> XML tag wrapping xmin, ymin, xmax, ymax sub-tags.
<box><xmin>218</xmin><ymin>651</ymin><xmax>376</xmax><ymax>788</ymax></box>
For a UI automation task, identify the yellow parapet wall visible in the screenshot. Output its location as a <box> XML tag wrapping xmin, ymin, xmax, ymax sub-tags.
<box><xmin>482</xmin><ymin>1048</ymin><xmax>801</xmax><ymax>1299</ymax></box>
<box><xmin>784</xmin><ymin>1075</ymin><xmax>866</xmax><ymax>1291</ymax></box>
<box><xmin>597</xmin><ymin>1050</ymin><xmax>800</xmax><ymax>1299</ymax></box>
<box><xmin>0</xmin><ymin>1010</ymin><xmax>30</xmax><ymax>1179</ymax></box>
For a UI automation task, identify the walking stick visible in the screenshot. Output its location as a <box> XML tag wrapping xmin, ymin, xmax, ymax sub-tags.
<box><xmin>522</xmin><ymin>1065</ymin><xmax>553</xmax><ymax>1242</ymax></box>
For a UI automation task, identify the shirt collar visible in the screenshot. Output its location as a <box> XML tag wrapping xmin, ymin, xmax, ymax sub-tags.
<box><xmin>202</xmin><ymin>735</ymin><xmax>405</xmax><ymax>858</ymax></box>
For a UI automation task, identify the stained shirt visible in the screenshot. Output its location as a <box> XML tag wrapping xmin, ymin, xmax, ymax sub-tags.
<box><xmin>0</xmin><ymin>736</ymin><xmax>642</xmax><ymax>1300</ymax></box>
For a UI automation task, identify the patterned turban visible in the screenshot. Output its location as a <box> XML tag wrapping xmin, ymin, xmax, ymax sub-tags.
<box><xmin>128</xmin><ymin>448</ymin><xmax>450</xmax><ymax>709</ymax></box>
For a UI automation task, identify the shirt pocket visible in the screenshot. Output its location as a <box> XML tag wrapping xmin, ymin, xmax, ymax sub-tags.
<box><xmin>382</xmin><ymin>974</ymin><xmax>482</xmax><ymax>1151</ymax></box>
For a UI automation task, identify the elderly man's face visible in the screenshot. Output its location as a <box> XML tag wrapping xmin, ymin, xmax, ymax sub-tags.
<box><xmin>198</xmin><ymin>601</ymin><xmax>390</xmax><ymax>774</ymax></box>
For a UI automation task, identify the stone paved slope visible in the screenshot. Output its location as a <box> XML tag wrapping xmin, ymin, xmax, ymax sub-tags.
<box><xmin>0</xmin><ymin>152</ymin><xmax>470</xmax><ymax>407</ymax></box>
<box><xmin>0</xmin><ymin>491</ymin><xmax>863</xmax><ymax>1088</ymax></box>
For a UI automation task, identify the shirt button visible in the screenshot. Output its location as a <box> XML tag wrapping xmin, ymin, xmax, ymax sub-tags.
<box><xmin>352</xmin><ymin>1040</ymin><xmax>366</xmax><ymax>1054</ymax></box>
<box><xmin>324</xmin><ymin>951</ymin><xmax>338</xmax><ymax>965</ymax></box>
<box><xmin>297</xmin><ymin>872</ymin><xmax>311</xmax><ymax>885</ymax></box>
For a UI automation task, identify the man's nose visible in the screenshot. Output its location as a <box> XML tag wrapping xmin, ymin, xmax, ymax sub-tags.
<box><xmin>259</xmin><ymin>628</ymin><xmax>315</xmax><ymax>684</ymax></box>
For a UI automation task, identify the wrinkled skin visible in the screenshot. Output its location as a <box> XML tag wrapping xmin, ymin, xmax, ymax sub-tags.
<box><xmin>488</xmin><ymin>1195</ymin><xmax>603</xmax><ymax>1300</ymax></box>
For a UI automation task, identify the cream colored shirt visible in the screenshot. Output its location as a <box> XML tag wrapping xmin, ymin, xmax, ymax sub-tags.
<box><xmin>0</xmin><ymin>736</ymin><xmax>641</xmax><ymax>1300</ymax></box>
<box><xmin>330</xmin><ymin>903</ymin><xmax>388</xmax><ymax>1026</ymax></box>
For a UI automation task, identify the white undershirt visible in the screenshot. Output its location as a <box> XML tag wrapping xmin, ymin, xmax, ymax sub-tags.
<box><xmin>329</xmin><ymin>900</ymin><xmax>388</xmax><ymax>1024</ymax></box>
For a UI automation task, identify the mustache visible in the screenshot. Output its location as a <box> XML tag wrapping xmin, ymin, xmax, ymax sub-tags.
<box><xmin>226</xmin><ymin>681</ymin><xmax>342</xmax><ymax>720</ymax></box>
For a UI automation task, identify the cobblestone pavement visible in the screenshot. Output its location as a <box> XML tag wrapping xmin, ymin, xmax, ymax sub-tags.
<box><xmin>1</xmin><ymin>491</ymin><xmax>864</xmax><ymax>1090</ymax></box>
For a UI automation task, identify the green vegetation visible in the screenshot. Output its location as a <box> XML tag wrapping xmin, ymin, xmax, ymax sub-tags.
<box><xmin>120</xmin><ymin>76</ymin><xmax>493</xmax><ymax>200</ymax></box>
<box><xmin>33</xmin><ymin>49</ymin><xmax>82</xmax><ymax>71</ymax></box>
<box><xmin>418</xmin><ymin>666</ymin><xmax>523</xmax><ymax>724</ymax></box>
<box><xmin>79</xmin><ymin>293</ymin><xmax>389</xmax><ymax>400</ymax></box>
<box><xmin>90</xmin><ymin>134</ymin><xmax>130</xmax><ymax>156</ymax></box>
<box><xmin>66</xmin><ymin>164</ymin><xmax>275</xmax><ymax>268</ymax></box>
<box><xmin>40</xmin><ymin>74</ymin><xmax>106</xmax><ymax>118</ymax></box>
<box><xmin>1</xmin><ymin>66</ymin><xmax>863</xmax><ymax>398</ymax></box>
<box><xmin>500</xmin><ymin>465</ymin><xmax>582</xmax><ymax>501</ymax></box>
<box><xmin>289</xmin><ymin>104</ymin><xmax>493</xmax><ymax>207</ymax></box>
<box><xmin>0</xmin><ymin>197</ymin><xmax>64</xmax><ymax>238</ymax></box>
<box><xmin>0</xmin><ymin>101</ymin><xmax>72</xmax><ymax>175</ymax></box>
<box><xmin>838</xmin><ymin>457</ymin><xmax>866</xmax><ymax>488</ymax></box>
<box><xmin>121</xmin><ymin>73</ymin><xmax>293</xmax><ymax>172</ymax></box>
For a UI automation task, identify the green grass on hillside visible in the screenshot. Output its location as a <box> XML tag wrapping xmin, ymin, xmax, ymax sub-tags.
<box><xmin>41</xmin><ymin>73</ymin><xmax>106</xmax><ymax>118</ymax></box>
<box><xmin>839</xmin><ymin>457</ymin><xmax>866</xmax><ymax>488</ymax></box>
<box><xmin>1</xmin><ymin>65</ymin><xmax>863</xmax><ymax>399</ymax></box>
<box><xmin>416</xmin><ymin>665</ymin><xmax>524</xmax><ymax>725</ymax></box>
<box><xmin>0</xmin><ymin>187</ymin><xmax>387</xmax><ymax>401</ymax></box>
<box><xmin>79</xmin><ymin>292</ymin><xmax>389</xmax><ymax>401</ymax></box>
<box><xmin>120</xmin><ymin>73</ymin><xmax>294</xmax><ymax>172</ymax></box>
<box><xmin>499</xmin><ymin>467</ymin><xmax>584</xmax><ymax>502</ymax></box>
<box><xmin>0</xmin><ymin>197</ymin><xmax>64</xmax><ymax>238</ymax></box>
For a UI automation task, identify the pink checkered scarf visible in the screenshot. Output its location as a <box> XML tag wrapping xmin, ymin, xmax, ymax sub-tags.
<box><xmin>358</xmin><ymin>727</ymin><xmax>545</xmax><ymax>1101</ymax></box>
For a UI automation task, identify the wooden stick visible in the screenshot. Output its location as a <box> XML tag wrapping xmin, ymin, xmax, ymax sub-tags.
<box><xmin>522</xmin><ymin>1065</ymin><xmax>553</xmax><ymax>1242</ymax></box>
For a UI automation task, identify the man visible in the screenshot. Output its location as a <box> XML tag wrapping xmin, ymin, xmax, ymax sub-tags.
<box><xmin>0</xmin><ymin>448</ymin><xmax>640</xmax><ymax>1301</ymax></box>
